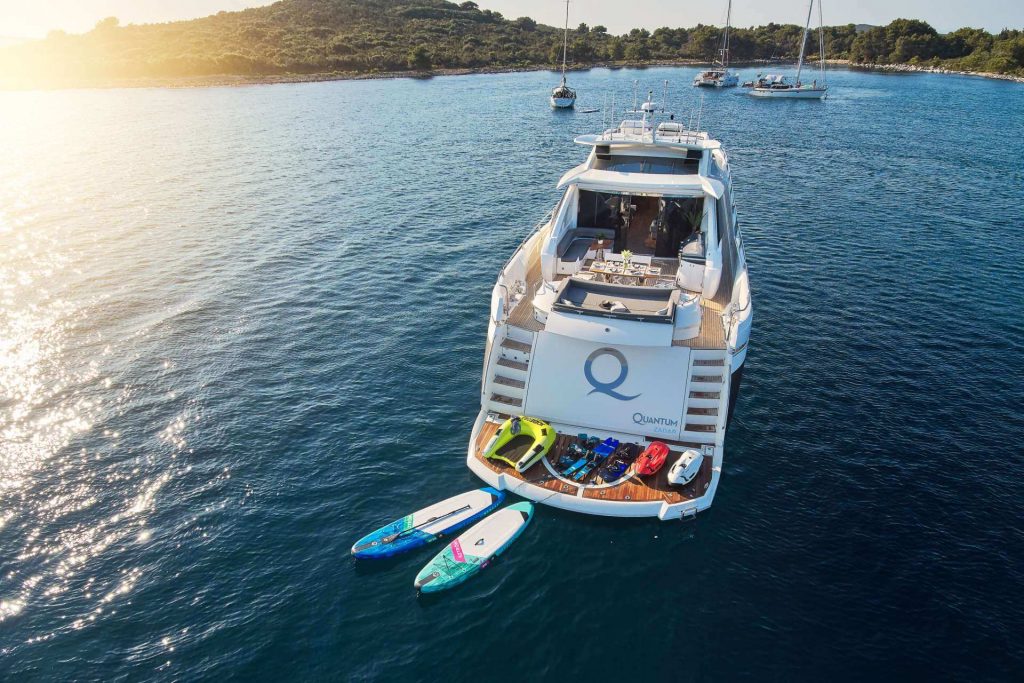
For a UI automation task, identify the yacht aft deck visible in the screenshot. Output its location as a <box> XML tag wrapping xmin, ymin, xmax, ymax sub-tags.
<box><xmin>506</xmin><ymin>259</ymin><xmax>727</xmax><ymax>350</ymax></box>
<box><xmin>468</xmin><ymin>416</ymin><xmax>715</xmax><ymax>517</ymax></box>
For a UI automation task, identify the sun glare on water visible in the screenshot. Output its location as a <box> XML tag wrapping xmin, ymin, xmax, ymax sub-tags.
<box><xmin>0</xmin><ymin>92</ymin><xmax>196</xmax><ymax>644</ymax></box>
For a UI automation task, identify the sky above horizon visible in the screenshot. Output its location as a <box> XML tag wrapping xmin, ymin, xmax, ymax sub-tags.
<box><xmin>0</xmin><ymin>0</ymin><xmax>1021</xmax><ymax>40</ymax></box>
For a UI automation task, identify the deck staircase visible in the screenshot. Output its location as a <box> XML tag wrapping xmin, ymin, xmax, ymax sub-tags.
<box><xmin>678</xmin><ymin>349</ymin><xmax>729</xmax><ymax>447</ymax></box>
<box><xmin>483</xmin><ymin>325</ymin><xmax>535</xmax><ymax>416</ymax></box>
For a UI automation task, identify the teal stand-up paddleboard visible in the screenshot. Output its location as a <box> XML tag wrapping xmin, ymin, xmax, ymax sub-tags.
<box><xmin>414</xmin><ymin>502</ymin><xmax>534</xmax><ymax>593</ymax></box>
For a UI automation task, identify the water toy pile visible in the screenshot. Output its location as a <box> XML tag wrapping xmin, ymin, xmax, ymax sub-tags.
<box><xmin>350</xmin><ymin>487</ymin><xmax>533</xmax><ymax>594</ymax></box>
<box><xmin>557</xmin><ymin>435</ymin><xmax>670</xmax><ymax>484</ymax></box>
<box><xmin>481</xmin><ymin>415</ymin><xmax>681</xmax><ymax>486</ymax></box>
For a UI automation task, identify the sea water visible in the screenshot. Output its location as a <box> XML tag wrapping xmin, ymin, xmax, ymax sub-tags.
<box><xmin>1</xmin><ymin>67</ymin><xmax>1022</xmax><ymax>680</ymax></box>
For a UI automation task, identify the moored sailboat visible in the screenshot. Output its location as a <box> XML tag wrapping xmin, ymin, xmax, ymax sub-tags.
<box><xmin>550</xmin><ymin>0</ymin><xmax>577</xmax><ymax>108</ymax></box>
<box><xmin>693</xmin><ymin>0</ymin><xmax>740</xmax><ymax>88</ymax></box>
<box><xmin>749</xmin><ymin>0</ymin><xmax>828</xmax><ymax>99</ymax></box>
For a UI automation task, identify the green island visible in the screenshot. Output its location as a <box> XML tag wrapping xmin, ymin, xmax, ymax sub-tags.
<box><xmin>2</xmin><ymin>0</ymin><xmax>1022</xmax><ymax>88</ymax></box>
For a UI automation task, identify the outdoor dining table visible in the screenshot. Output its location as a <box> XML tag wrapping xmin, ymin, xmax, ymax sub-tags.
<box><xmin>588</xmin><ymin>260</ymin><xmax>648</xmax><ymax>284</ymax></box>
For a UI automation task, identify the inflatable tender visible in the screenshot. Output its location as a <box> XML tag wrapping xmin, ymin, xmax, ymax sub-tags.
<box><xmin>483</xmin><ymin>416</ymin><xmax>556</xmax><ymax>472</ymax></box>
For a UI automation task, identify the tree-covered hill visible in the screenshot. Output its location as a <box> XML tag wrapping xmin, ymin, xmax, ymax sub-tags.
<box><xmin>1</xmin><ymin>0</ymin><xmax>1021</xmax><ymax>87</ymax></box>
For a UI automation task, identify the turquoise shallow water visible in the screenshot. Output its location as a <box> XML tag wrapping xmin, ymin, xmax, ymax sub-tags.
<box><xmin>1</xmin><ymin>67</ymin><xmax>1023</xmax><ymax>680</ymax></box>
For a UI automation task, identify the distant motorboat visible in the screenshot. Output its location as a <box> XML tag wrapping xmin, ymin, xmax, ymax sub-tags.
<box><xmin>749</xmin><ymin>0</ymin><xmax>828</xmax><ymax>99</ymax></box>
<box><xmin>694</xmin><ymin>0</ymin><xmax>739</xmax><ymax>88</ymax></box>
<box><xmin>694</xmin><ymin>70</ymin><xmax>739</xmax><ymax>88</ymax></box>
<box><xmin>550</xmin><ymin>0</ymin><xmax>577</xmax><ymax>108</ymax></box>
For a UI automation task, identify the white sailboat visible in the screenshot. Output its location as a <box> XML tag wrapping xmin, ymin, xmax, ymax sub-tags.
<box><xmin>749</xmin><ymin>0</ymin><xmax>828</xmax><ymax>99</ymax></box>
<box><xmin>550</xmin><ymin>0</ymin><xmax>577</xmax><ymax>108</ymax></box>
<box><xmin>693</xmin><ymin>0</ymin><xmax>739</xmax><ymax>88</ymax></box>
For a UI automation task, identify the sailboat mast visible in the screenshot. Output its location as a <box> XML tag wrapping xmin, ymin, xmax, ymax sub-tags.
<box><xmin>722</xmin><ymin>0</ymin><xmax>732</xmax><ymax>69</ymax></box>
<box><xmin>794</xmin><ymin>0</ymin><xmax>813</xmax><ymax>85</ymax></box>
<box><xmin>561</xmin><ymin>0</ymin><xmax>570</xmax><ymax>83</ymax></box>
<box><xmin>818</xmin><ymin>0</ymin><xmax>826</xmax><ymax>83</ymax></box>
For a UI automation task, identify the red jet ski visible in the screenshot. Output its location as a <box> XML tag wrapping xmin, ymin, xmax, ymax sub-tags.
<box><xmin>634</xmin><ymin>441</ymin><xmax>670</xmax><ymax>476</ymax></box>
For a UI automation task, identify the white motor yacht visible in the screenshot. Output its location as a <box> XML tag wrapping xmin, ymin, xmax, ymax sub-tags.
<box><xmin>749</xmin><ymin>0</ymin><xmax>828</xmax><ymax>99</ymax></box>
<box><xmin>467</xmin><ymin>94</ymin><xmax>753</xmax><ymax>520</ymax></box>
<box><xmin>550</xmin><ymin>0</ymin><xmax>577</xmax><ymax>108</ymax></box>
<box><xmin>693</xmin><ymin>69</ymin><xmax>739</xmax><ymax>89</ymax></box>
<box><xmin>693</xmin><ymin>0</ymin><xmax>740</xmax><ymax>88</ymax></box>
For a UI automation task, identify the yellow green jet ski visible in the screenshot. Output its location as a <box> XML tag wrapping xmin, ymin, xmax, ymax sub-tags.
<box><xmin>483</xmin><ymin>416</ymin><xmax>555</xmax><ymax>472</ymax></box>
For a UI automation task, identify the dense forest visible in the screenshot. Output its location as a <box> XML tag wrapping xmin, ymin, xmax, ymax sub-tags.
<box><xmin>1</xmin><ymin>0</ymin><xmax>1021</xmax><ymax>86</ymax></box>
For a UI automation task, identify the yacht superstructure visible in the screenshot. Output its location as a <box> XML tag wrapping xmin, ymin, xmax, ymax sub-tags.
<box><xmin>467</xmin><ymin>94</ymin><xmax>752</xmax><ymax>520</ymax></box>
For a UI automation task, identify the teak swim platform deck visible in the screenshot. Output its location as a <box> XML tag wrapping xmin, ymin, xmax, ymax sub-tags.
<box><xmin>472</xmin><ymin>419</ymin><xmax>713</xmax><ymax>505</ymax></box>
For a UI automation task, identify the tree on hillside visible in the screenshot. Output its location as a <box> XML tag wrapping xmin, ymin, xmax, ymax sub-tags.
<box><xmin>885</xmin><ymin>19</ymin><xmax>937</xmax><ymax>40</ymax></box>
<box><xmin>687</xmin><ymin>24</ymin><xmax>721</xmax><ymax>60</ymax></box>
<box><xmin>93</xmin><ymin>17</ymin><xmax>119</xmax><ymax>32</ymax></box>
<box><xmin>607</xmin><ymin>37</ymin><xmax>626</xmax><ymax>60</ymax></box>
<box><xmin>572</xmin><ymin>36</ymin><xmax>596</xmax><ymax>62</ymax></box>
<box><xmin>624</xmin><ymin>40</ymin><xmax>651</xmax><ymax>61</ymax></box>
<box><xmin>514</xmin><ymin>17</ymin><xmax>536</xmax><ymax>32</ymax></box>
<box><xmin>408</xmin><ymin>45</ymin><xmax>431</xmax><ymax>70</ymax></box>
<box><xmin>850</xmin><ymin>26</ymin><xmax>889</xmax><ymax>62</ymax></box>
<box><xmin>945</xmin><ymin>27</ymin><xmax>993</xmax><ymax>57</ymax></box>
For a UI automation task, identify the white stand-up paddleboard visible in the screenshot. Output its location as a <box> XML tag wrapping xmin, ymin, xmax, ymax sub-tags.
<box><xmin>350</xmin><ymin>487</ymin><xmax>504</xmax><ymax>559</ymax></box>
<box><xmin>414</xmin><ymin>502</ymin><xmax>534</xmax><ymax>593</ymax></box>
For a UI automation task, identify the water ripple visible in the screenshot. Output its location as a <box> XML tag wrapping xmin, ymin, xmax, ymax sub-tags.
<box><xmin>0</xmin><ymin>68</ymin><xmax>1022</xmax><ymax>680</ymax></box>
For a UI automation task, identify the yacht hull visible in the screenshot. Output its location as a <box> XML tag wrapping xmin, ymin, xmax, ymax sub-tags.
<box><xmin>727</xmin><ymin>365</ymin><xmax>744</xmax><ymax>428</ymax></box>
<box><xmin>550</xmin><ymin>96</ymin><xmax>576</xmax><ymax>109</ymax></box>
<box><xmin>749</xmin><ymin>87</ymin><xmax>827</xmax><ymax>99</ymax></box>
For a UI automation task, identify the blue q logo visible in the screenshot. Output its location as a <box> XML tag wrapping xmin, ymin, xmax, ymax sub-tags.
<box><xmin>584</xmin><ymin>348</ymin><xmax>640</xmax><ymax>401</ymax></box>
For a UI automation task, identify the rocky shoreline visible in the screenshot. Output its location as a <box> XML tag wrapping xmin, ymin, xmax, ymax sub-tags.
<box><xmin>826</xmin><ymin>59</ymin><xmax>1024</xmax><ymax>84</ymax></box>
<box><xmin>0</xmin><ymin>60</ymin><xmax>704</xmax><ymax>91</ymax></box>
<box><xmin>3</xmin><ymin>58</ymin><xmax>1021</xmax><ymax>91</ymax></box>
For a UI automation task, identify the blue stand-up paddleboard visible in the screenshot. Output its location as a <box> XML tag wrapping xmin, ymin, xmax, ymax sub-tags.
<box><xmin>350</xmin><ymin>487</ymin><xmax>504</xmax><ymax>559</ymax></box>
<box><xmin>414</xmin><ymin>501</ymin><xmax>534</xmax><ymax>593</ymax></box>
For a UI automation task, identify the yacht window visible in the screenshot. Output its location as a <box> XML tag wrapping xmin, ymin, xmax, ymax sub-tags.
<box><xmin>592</xmin><ymin>155</ymin><xmax>700</xmax><ymax>175</ymax></box>
<box><xmin>659</xmin><ymin>198</ymin><xmax>704</xmax><ymax>259</ymax></box>
<box><xmin>577</xmin><ymin>191</ymin><xmax>621</xmax><ymax>230</ymax></box>
<box><xmin>576</xmin><ymin>191</ymin><xmax>704</xmax><ymax>258</ymax></box>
